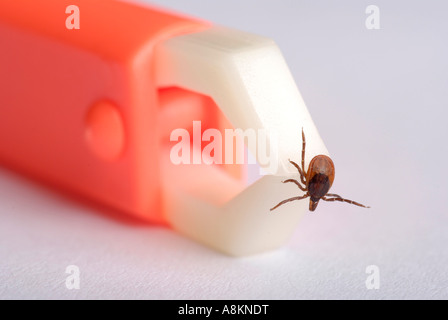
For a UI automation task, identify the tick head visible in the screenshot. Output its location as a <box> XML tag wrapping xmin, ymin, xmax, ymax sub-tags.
<box><xmin>309</xmin><ymin>199</ymin><xmax>319</xmax><ymax>212</ymax></box>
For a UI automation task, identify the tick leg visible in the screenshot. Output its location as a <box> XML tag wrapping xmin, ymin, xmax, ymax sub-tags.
<box><xmin>322</xmin><ymin>196</ymin><xmax>370</xmax><ymax>208</ymax></box>
<box><xmin>282</xmin><ymin>179</ymin><xmax>306</xmax><ymax>191</ymax></box>
<box><xmin>270</xmin><ymin>193</ymin><xmax>309</xmax><ymax>211</ymax></box>
<box><xmin>288</xmin><ymin>159</ymin><xmax>306</xmax><ymax>185</ymax></box>
<box><xmin>325</xmin><ymin>193</ymin><xmax>342</xmax><ymax>198</ymax></box>
<box><xmin>301</xmin><ymin>128</ymin><xmax>306</xmax><ymax>174</ymax></box>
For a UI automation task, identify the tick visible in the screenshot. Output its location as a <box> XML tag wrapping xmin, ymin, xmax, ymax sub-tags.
<box><xmin>270</xmin><ymin>129</ymin><xmax>370</xmax><ymax>212</ymax></box>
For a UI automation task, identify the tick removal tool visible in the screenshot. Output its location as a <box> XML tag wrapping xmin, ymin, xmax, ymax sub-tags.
<box><xmin>0</xmin><ymin>0</ymin><xmax>361</xmax><ymax>256</ymax></box>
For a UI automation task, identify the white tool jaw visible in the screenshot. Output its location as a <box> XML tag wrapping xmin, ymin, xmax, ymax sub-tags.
<box><xmin>155</xmin><ymin>26</ymin><xmax>329</xmax><ymax>256</ymax></box>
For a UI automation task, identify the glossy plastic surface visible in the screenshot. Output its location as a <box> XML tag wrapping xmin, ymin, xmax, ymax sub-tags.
<box><xmin>0</xmin><ymin>0</ymin><xmax>211</xmax><ymax>222</ymax></box>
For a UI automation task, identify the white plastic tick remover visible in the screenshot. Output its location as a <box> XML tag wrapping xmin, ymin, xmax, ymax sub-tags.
<box><xmin>156</xmin><ymin>27</ymin><xmax>329</xmax><ymax>255</ymax></box>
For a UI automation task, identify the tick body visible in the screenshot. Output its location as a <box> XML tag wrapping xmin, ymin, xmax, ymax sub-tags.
<box><xmin>270</xmin><ymin>129</ymin><xmax>369</xmax><ymax>212</ymax></box>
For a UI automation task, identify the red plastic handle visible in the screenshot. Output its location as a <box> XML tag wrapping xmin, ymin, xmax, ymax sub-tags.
<box><xmin>0</xmin><ymin>0</ymin><xmax>218</xmax><ymax>222</ymax></box>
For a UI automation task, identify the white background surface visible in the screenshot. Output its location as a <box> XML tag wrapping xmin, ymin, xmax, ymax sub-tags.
<box><xmin>1</xmin><ymin>0</ymin><xmax>447</xmax><ymax>299</ymax></box>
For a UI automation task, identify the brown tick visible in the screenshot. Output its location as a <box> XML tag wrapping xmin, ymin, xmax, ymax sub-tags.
<box><xmin>270</xmin><ymin>129</ymin><xmax>370</xmax><ymax>212</ymax></box>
